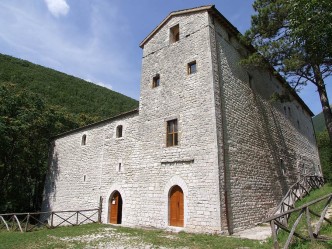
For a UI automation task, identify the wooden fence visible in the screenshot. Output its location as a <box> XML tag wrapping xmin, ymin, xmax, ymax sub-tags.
<box><xmin>265</xmin><ymin>193</ymin><xmax>332</xmax><ymax>249</ymax></box>
<box><xmin>0</xmin><ymin>208</ymin><xmax>101</xmax><ymax>232</ymax></box>
<box><xmin>270</xmin><ymin>175</ymin><xmax>325</xmax><ymax>225</ymax></box>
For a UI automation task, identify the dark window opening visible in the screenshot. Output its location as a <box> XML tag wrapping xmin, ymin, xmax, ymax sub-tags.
<box><xmin>167</xmin><ymin>119</ymin><xmax>178</xmax><ymax>147</ymax></box>
<box><xmin>116</xmin><ymin>125</ymin><xmax>123</xmax><ymax>138</ymax></box>
<box><xmin>248</xmin><ymin>73</ymin><xmax>253</xmax><ymax>89</ymax></box>
<box><xmin>81</xmin><ymin>135</ymin><xmax>87</xmax><ymax>145</ymax></box>
<box><xmin>153</xmin><ymin>74</ymin><xmax>160</xmax><ymax>88</ymax></box>
<box><xmin>170</xmin><ymin>24</ymin><xmax>179</xmax><ymax>44</ymax></box>
<box><xmin>187</xmin><ymin>61</ymin><xmax>197</xmax><ymax>75</ymax></box>
<box><xmin>280</xmin><ymin>158</ymin><xmax>285</xmax><ymax>176</ymax></box>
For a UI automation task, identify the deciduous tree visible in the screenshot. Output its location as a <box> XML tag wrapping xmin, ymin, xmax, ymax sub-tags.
<box><xmin>0</xmin><ymin>82</ymin><xmax>90</xmax><ymax>213</ymax></box>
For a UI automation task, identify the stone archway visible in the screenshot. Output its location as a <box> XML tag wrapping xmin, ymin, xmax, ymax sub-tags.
<box><xmin>163</xmin><ymin>176</ymin><xmax>188</xmax><ymax>228</ymax></box>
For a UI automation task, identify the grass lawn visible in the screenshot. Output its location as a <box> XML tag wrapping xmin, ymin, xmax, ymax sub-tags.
<box><xmin>0</xmin><ymin>223</ymin><xmax>268</xmax><ymax>249</ymax></box>
<box><xmin>0</xmin><ymin>185</ymin><xmax>331</xmax><ymax>249</ymax></box>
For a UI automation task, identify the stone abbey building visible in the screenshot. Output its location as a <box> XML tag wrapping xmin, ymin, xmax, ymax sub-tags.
<box><xmin>42</xmin><ymin>5</ymin><xmax>321</xmax><ymax>234</ymax></box>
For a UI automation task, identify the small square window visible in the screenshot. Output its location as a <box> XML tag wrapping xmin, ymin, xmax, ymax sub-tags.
<box><xmin>187</xmin><ymin>61</ymin><xmax>197</xmax><ymax>75</ymax></box>
<box><xmin>166</xmin><ymin>119</ymin><xmax>178</xmax><ymax>147</ymax></box>
<box><xmin>152</xmin><ymin>74</ymin><xmax>160</xmax><ymax>88</ymax></box>
<box><xmin>170</xmin><ymin>24</ymin><xmax>179</xmax><ymax>44</ymax></box>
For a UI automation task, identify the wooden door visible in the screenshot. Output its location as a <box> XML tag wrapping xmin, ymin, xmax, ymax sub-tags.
<box><xmin>109</xmin><ymin>191</ymin><xmax>122</xmax><ymax>224</ymax></box>
<box><xmin>169</xmin><ymin>185</ymin><xmax>184</xmax><ymax>227</ymax></box>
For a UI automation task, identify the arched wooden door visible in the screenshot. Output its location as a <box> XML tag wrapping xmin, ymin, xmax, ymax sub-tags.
<box><xmin>169</xmin><ymin>185</ymin><xmax>184</xmax><ymax>227</ymax></box>
<box><xmin>109</xmin><ymin>191</ymin><xmax>122</xmax><ymax>224</ymax></box>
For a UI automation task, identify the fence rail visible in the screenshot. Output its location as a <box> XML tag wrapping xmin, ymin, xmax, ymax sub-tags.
<box><xmin>270</xmin><ymin>175</ymin><xmax>324</xmax><ymax>225</ymax></box>
<box><xmin>0</xmin><ymin>208</ymin><xmax>100</xmax><ymax>232</ymax></box>
<box><xmin>265</xmin><ymin>193</ymin><xmax>332</xmax><ymax>249</ymax></box>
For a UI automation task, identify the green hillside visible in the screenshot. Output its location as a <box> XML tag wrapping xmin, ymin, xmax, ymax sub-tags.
<box><xmin>0</xmin><ymin>53</ymin><xmax>138</xmax><ymax>214</ymax></box>
<box><xmin>312</xmin><ymin>111</ymin><xmax>326</xmax><ymax>133</ymax></box>
<box><xmin>0</xmin><ymin>53</ymin><xmax>138</xmax><ymax>121</ymax></box>
<box><xmin>312</xmin><ymin>111</ymin><xmax>332</xmax><ymax>183</ymax></box>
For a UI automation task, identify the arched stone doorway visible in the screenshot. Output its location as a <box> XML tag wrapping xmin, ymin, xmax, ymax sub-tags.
<box><xmin>109</xmin><ymin>191</ymin><xmax>122</xmax><ymax>224</ymax></box>
<box><xmin>169</xmin><ymin>185</ymin><xmax>184</xmax><ymax>227</ymax></box>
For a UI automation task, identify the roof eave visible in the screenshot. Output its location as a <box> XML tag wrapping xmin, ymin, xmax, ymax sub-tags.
<box><xmin>52</xmin><ymin>108</ymin><xmax>139</xmax><ymax>140</ymax></box>
<box><xmin>139</xmin><ymin>5</ymin><xmax>214</xmax><ymax>48</ymax></box>
<box><xmin>139</xmin><ymin>5</ymin><xmax>314</xmax><ymax>117</ymax></box>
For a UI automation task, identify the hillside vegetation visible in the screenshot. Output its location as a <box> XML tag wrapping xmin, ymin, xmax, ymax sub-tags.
<box><xmin>0</xmin><ymin>53</ymin><xmax>138</xmax><ymax>120</ymax></box>
<box><xmin>313</xmin><ymin>111</ymin><xmax>329</xmax><ymax>133</ymax></box>
<box><xmin>312</xmin><ymin>112</ymin><xmax>332</xmax><ymax>183</ymax></box>
<box><xmin>0</xmin><ymin>53</ymin><xmax>138</xmax><ymax>214</ymax></box>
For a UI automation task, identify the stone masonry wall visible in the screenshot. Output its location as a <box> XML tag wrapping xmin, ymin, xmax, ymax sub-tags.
<box><xmin>211</xmin><ymin>17</ymin><xmax>320</xmax><ymax>232</ymax></box>
<box><xmin>134</xmin><ymin>11</ymin><xmax>223</xmax><ymax>233</ymax></box>
<box><xmin>43</xmin><ymin>11</ymin><xmax>225</xmax><ymax>234</ymax></box>
<box><xmin>42</xmin><ymin>8</ymin><xmax>321</xmax><ymax>234</ymax></box>
<box><xmin>42</xmin><ymin>112</ymin><xmax>139</xmax><ymax>225</ymax></box>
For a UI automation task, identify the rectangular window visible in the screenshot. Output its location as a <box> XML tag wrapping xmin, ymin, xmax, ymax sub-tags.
<box><xmin>288</xmin><ymin>107</ymin><xmax>292</xmax><ymax>117</ymax></box>
<box><xmin>187</xmin><ymin>61</ymin><xmax>197</xmax><ymax>75</ymax></box>
<box><xmin>152</xmin><ymin>74</ymin><xmax>160</xmax><ymax>88</ymax></box>
<box><xmin>248</xmin><ymin>73</ymin><xmax>253</xmax><ymax>89</ymax></box>
<box><xmin>166</xmin><ymin>119</ymin><xmax>178</xmax><ymax>147</ymax></box>
<box><xmin>170</xmin><ymin>24</ymin><xmax>179</xmax><ymax>44</ymax></box>
<box><xmin>116</xmin><ymin>125</ymin><xmax>123</xmax><ymax>138</ymax></box>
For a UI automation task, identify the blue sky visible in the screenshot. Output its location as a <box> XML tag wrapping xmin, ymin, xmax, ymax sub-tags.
<box><xmin>0</xmin><ymin>0</ymin><xmax>330</xmax><ymax>115</ymax></box>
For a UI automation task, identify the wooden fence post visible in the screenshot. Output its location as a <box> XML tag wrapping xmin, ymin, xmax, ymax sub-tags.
<box><xmin>306</xmin><ymin>207</ymin><xmax>314</xmax><ymax>240</ymax></box>
<box><xmin>51</xmin><ymin>212</ymin><xmax>54</xmax><ymax>228</ymax></box>
<box><xmin>98</xmin><ymin>196</ymin><xmax>103</xmax><ymax>223</ymax></box>
<box><xmin>13</xmin><ymin>215</ymin><xmax>23</xmax><ymax>233</ymax></box>
<box><xmin>25</xmin><ymin>214</ymin><xmax>30</xmax><ymax>232</ymax></box>
<box><xmin>76</xmin><ymin>211</ymin><xmax>79</xmax><ymax>225</ymax></box>
<box><xmin>271</xmin><ymin>220</ymin><xmax>279</xmax><ymax>249</ymax></box>
<box><xmin>0</xmin><ymin>215</ymin><xmax>9</xmax><ymax>231</ymax></box>
<box><xmin>314</xmin><ymin>196</ymin><xmax>332</xmax><ymax>237</ymax></box>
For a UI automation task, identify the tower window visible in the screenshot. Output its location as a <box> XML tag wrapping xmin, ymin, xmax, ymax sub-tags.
<box><xmin>81</xmin><ymin>134</ymin><xmax>87</xmax><ymax>145</ymax></box>
<box><xmin>152</xmin><ymin>74</ymin><xmax>160</xmax><ymax>88</ymax></box>
<box><xmin>166</xmin><ymin>119</ymin><xmax>178</xmax><ymax>147</ymax></box>
<box><xmin>280</xmin><ymin>158</ymin><xmax>285</xmax><ymax>176</ymax></box>
<box><xmin>116</xmin><ymin>125</ymin><xmax>123</xmax><ymax>138</ymax></box>
<box><xmin>170</xmin><ymin>24</ymin><xmax>179</xmax><ymax>44</ymax></box>
<box><xmin>187</xmin><ymin>61</ymin><xmax>197</xmax><ymax>75</ymax></box>
<box><xmin>248</xmin><ymin>73</ymin><xmax>253</xmax><ymax>89</ymax></box>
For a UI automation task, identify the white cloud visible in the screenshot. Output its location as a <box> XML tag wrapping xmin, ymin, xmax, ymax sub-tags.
<box><xmin>44</xmin><ymin>0</ymin><xmax>69</xmax><ymax>17</ymax></box>
<box><xmin>0</xmin><ymin>1</ymin><xmax>140</xmax><ymax>100</ymax></box>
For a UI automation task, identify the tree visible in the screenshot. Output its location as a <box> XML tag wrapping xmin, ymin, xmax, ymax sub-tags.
<box><xmin>316</xmin><ymin>130</ymin><xmax>332</xmax><ymax>183</ymax></box>
<box><xmin>242</xmin><ymin>0</ymin><xmax>332</xmax><ymax>142</ymax></box>
<box><xmin>0</xmin><ymin>82</ymin><xmax>93</xmax><ymax>213</ymax></box>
